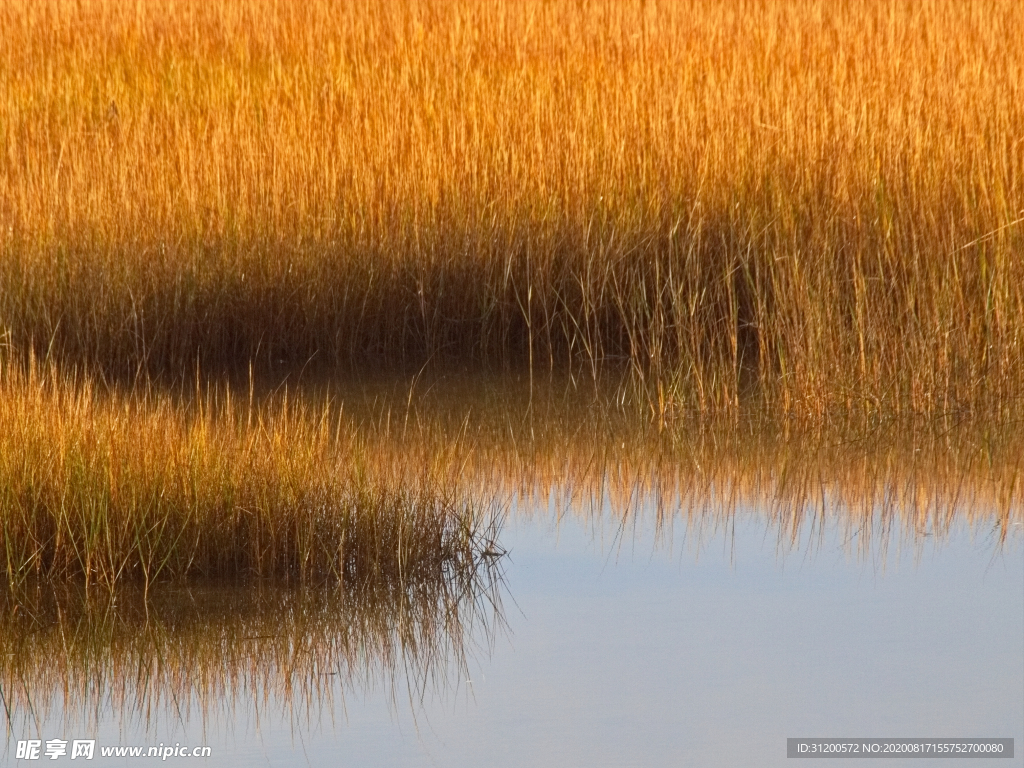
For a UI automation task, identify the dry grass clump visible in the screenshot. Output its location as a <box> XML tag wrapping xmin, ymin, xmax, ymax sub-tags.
<box><xmin>0</xmin><ymin>358</ymin><xmax>484</xmax><ymax>589</ymax></box>
<box><xmin>0</xmin><ymin>0</ymin><xmax>1021</xmax><ymax>416</ymax></box>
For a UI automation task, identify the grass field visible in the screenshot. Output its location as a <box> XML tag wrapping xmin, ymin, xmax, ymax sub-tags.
<box><xmin>1</xmin><ymin>0</ymin><xmax>1021</xmax><ymax>416</ymax></box>
<box><xmin>1</xmin><ymin>0</ymin><xmax>1022</xmax><ymax>588</ymax></box>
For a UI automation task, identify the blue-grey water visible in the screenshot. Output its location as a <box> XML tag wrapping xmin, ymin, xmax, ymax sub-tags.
<box><xmin>5</xmin><ymin>509</ymin><xmax>1022</xmax><ymax>767</ymax></box>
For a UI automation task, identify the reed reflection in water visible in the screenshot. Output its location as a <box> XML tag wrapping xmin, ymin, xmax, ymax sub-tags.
<box><xmin>0</xmin><ymin>558</ymin><xmax>507</xmax><ymax>744</ymax></box>
<box><xmin>336</xmin><ymin>374</ymin><xmax>1023</xmax><ymax>560</ymax></box>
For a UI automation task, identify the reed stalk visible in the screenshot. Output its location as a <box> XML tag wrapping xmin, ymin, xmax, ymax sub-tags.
<box><xmin>0</xmin><ymin>0</ymin><xmax>1020</xmax><ymax>416</ymax></box>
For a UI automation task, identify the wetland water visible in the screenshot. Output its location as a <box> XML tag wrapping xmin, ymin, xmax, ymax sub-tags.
<box><xmin>3</xmin><ymin>383</ymin><xmax>1023</xmax><ymax>767</ymax></box>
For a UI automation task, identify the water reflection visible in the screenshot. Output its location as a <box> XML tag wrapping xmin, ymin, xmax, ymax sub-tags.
<box><xmin>1</xmin><ymin>562</ymin><xmax>506</xmax><ymax>742</ymax></box>
<box><xmin>485</xmin><ymin>420</ymin><xmax>1022</xmax><ymax>563</ymax></box>
<box><xmin>359</xmin><ymin>374</ymin><xmax>1024</xmax><ymax>558</ymax></box>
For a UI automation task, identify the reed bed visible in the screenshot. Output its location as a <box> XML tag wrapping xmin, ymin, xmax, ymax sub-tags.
<box><xmin>1</xmin><ymin>0</ymin><xmax>1021</xmax><ymax>416</ymax></box>
<box><xmin>0</xmin><ymin>358</ymin><xmax>486</xmax><ymax>589</ymax></box>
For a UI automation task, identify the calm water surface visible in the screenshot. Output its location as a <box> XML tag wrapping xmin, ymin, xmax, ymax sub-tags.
<box><xmin>5</xmin><ymin>506</ymin><xmax>1021</xmax><ymax>767</ymax></box>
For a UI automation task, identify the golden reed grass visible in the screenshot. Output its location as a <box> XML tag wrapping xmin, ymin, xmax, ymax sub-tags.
<box><xmin>1</xmin><ymin>0</ymin><xmax>1021</xmax><ymax>417</ymax></box>
<box><xmin>0</xmin><ymin>357</ymin><xmax>485</xmax><ymax>588</ymax></box>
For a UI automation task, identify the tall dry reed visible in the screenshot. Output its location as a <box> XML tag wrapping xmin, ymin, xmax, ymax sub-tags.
<box><xmin>0</xmin><ymin>356</ymin><xmax>484</xmax><ymax>588</ymax></box>
<box><xmin>0</xmin><ymin>0</ymin><xmax>1022</xmax><ymax>415</ymax></box>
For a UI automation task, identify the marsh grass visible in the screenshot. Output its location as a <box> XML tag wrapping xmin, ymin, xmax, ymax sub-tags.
<box><xmin>0</xmin><ymin>574</ymin><xmax>505</xmax><ymax>736</ymax></box>
<box><xmin>0</xmin><ymin>356</ymin><xmax>490</xmax><ymax>589</ymax></box>
<box><xmin>0</xmin><ymin>0</ymin><xmax>1021</xmax><ymax>416</ymax></box>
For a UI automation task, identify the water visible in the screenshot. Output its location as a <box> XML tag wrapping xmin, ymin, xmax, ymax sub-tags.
<box><xmin>5</xmin><ymin>506</ymin><xmax>1021</xmax><ymax>767</ymax></box>
<box><xmin>317</xmin><ymin>512</ymin><xmax>1022</xmax><ymax>767</ymax></box>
